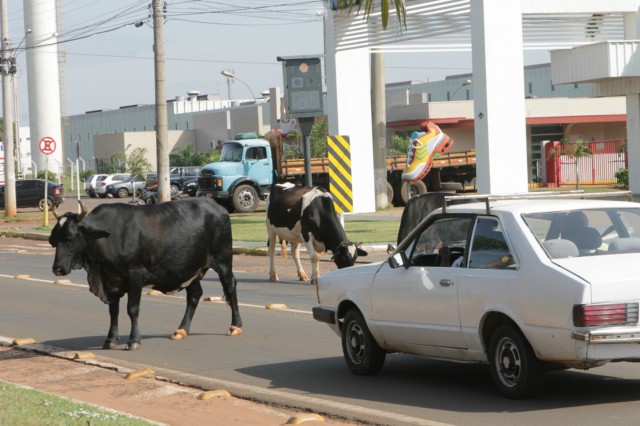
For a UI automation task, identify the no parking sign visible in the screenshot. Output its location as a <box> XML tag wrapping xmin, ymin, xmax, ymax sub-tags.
<box><xmin>39</xmin><ymin>136</ymin><xmax>56</xmax><ymax>155</ymax></box>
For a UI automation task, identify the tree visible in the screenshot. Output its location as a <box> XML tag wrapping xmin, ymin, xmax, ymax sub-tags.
<box><xmin>309</xmin><ymin>116</ymin><xmax>329</xmax><ymax>158</ymax></box>
<box><xmin>170</xmin><ymin>145</ymin><xmax>221</xmax><ymax>166</ymax></box>
<box><xmin>336</xmin><ymin>0</ymin><xmax>406</xmax><ymax>29</ymax></box>
<box><xmin>547</xmin><ymin>139</ymin><xmax>593</xmax><ymax>190</ymax></box>
<box><xmin>126</xmin><ymin>147</ymin><xmax>152</xmax><ymax>178</ymax></box>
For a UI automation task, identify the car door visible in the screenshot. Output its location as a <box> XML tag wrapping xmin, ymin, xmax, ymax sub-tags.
<box><xmin>371</xmin><ymin>215</ymin><xmax>473</xmax><ymax>351</ymax></box>
<box><xmin>19</xmin><ymin>180</ymin><xmax>39</xmax><ymax>207</ymax></box>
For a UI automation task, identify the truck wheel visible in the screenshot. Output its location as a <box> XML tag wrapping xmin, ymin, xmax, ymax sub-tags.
<box><xmin>232</xmin><ymin>184</ymin><xmax>259</xmax><ymax>213</ymax></box>
<box><xmin>386</xmin><ymin>182</ymin><xmax>394</xmax><ymax>205</ymax></box>
<box><xmin>170</xmin><ymin>184</ymin><xmax>180</xmax><ymax>192</ymax></box>
<box><xmin>400</xmin><ymin>180</ymin><xmax>427</xmax><ymax>204</ymax></box>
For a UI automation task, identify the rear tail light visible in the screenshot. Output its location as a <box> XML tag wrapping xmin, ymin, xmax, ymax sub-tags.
<box><xmin>53</xmin><ymin>187</ymin><xmax>60</xmax><ymax>196</ymax></box>
<box><xmin>573</xmin><ymin>303</ymin><xmax>639</xmax><ymax>327</ymax></box>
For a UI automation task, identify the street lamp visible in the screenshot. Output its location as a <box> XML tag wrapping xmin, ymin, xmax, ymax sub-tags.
<box><xmin>450</xmin><ymin>79</ymin><xmax>472</xmax><ymax>100</ymax></box>
<box><xmin>220</xmin><ymin>69</ymin><xmax>256</xmax><ymax>102</ymax></box>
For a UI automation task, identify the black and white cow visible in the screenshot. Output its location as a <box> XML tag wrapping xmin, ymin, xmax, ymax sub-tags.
<box><xmin>49</xmin><ymin>198</ymin><xmax>242</xmax><ymax>351</ymax></box>
<box><xmin>266</xmin><ymin>182</ymin><xmax>367</xmax><ymax>285</ymax></box>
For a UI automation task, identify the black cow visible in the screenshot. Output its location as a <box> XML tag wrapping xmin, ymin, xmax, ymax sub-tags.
<box><xmin>49</xmin><ymin>198</ymin><xmax>242</xmax><ymax>351</ymax></box>
<box><xmin>397</xmin><ymin>192</ymin><xmax>478</xmax><ymax>245</ymax></box>
<box><xmin>266</xmin><ymin>182</ymin><xmax>367</xmax><ymax>285</ymax></box>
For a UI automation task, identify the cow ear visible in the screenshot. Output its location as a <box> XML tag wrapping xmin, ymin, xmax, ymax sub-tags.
<box><xmin>78</xmin><ymin>224</ymin><xmax>110</xmax><ymax>240</ymax></box>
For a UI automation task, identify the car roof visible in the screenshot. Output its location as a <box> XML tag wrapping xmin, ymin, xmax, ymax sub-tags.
<box><xmin>438</xmin><ymin>193</ymin><xmax>637</xmax><ymax>217</ymax></box>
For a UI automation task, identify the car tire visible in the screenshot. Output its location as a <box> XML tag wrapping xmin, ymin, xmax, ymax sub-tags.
<box><xmin>341</xmin><ymin>309</ymin><xmax>386</xmax><ymax>375</ymax></box>
<box><xmin>98</xmin><ymin>194</ymin><xmax>107</xmax><ymax>199</ymax></box>
<box><xmin>89</xmin><ymin>193</ymin><xmax>97</xmax><ymax>198</ymax></box>
<box><xmin>117</xmin><ymin>188</ymin><xmax>129</xmax><ymax>198</ymax></box>
<box><xmin>232</xmin><ymin>184</ymin><xmax>259</xmax><ymax>213</ymax></box>
<box><xmin>170</xmin><ymin>184</ymin><xmax>180</xmax><ymax>193</ymax></box>
<box><xmin>488</xmin><ymin>324</ymin><xmax>544</xmax><ymax>399</ymax></box>
<box><xmin>38</xmin><ymin>198</ymin><xmax>53</xmax><ymax>212</ymax></box>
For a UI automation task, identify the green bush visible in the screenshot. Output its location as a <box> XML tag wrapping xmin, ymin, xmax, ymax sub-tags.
<box><xmin>615</xmin><ymin>168</ymin><xmax>629</xmax><ymax>187</ymax></box>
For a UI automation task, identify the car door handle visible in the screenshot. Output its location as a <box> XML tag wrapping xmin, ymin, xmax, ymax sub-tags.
<box><xmin>439</xmin><ymin>279</ymin><xmax>453</xmax><ymax>287</ymax></box>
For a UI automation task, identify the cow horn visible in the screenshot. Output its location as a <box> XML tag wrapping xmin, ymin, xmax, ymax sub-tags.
<box><xmin>52</xmin><ymin>208</ymin><xmax>61</xmax><ymax>220</ymax></box>
<box><xmin>78</xmin><ymin>200</ymin><xmax>88</xmax><ymax>220</ymax></box>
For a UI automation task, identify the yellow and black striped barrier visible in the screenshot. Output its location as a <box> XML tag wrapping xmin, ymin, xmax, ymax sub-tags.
<box><xmin>327</xmin><ymin>135</ymin><xmax>353</xmax><ymax>213</ymax></box>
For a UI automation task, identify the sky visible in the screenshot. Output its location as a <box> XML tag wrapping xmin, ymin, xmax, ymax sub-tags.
<box><xmin>5</xmin><ymin>0</ymin><xmax>550</xmax><ymax>126</ymax></box>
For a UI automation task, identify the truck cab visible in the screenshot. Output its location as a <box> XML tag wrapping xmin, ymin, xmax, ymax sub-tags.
<box><xmin>197</xmin><ymin>138</ymin><xmax>274</xmax><ymax>213</ymax></box>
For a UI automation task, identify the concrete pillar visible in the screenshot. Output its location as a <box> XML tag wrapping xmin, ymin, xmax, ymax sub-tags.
<box><xmin>470</xmin><ymin>0</ymin><xmax>529</xmax><ymax>194</ymax></box>
<box><xmin>625</xmin><ymin>9</ymin><xmax>640</xmax><ymax>195</ymax></box>
<box><xmin>324</xmin><ymin>11</ymin><xmax>376</xmax><ymax>213</ymax></box>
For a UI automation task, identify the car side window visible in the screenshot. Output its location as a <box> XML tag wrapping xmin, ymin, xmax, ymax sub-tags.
<box><xmin>468</xmin><ymin>217</ymin><xmax>516</xmax><ymax>269</ymax></box>
<box><xmin>409</xmin><ymin>216</ymin><xmax>472</xmax><ymax>267</ymax></box>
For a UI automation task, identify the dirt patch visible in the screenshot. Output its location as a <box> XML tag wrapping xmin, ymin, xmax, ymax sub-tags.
<box><xmin>0</xmin><ymin>346</ymin><xmax>360</xmax><ymax>425</ymax></box>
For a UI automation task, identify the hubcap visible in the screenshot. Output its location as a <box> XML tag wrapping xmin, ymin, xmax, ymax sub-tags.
<box><xmin>347</xmin><ymin>322</ymin><xmax>365</xmax><ymax>364</ymax></box>
<box><xmin>496</xmin><ymin>338</ymin><xmax>521</xmax><ymax>388</ymax></box>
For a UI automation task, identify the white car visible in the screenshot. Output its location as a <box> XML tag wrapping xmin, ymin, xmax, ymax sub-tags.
<box><xmin>313</xmin><ymin>192</ymin><xmax>640</xmax><ymax>399</ymax></box>
<box><xmin>84</xmin><ymin>174</ymin><xmax>108</xmax><ymax>198</ymax></box>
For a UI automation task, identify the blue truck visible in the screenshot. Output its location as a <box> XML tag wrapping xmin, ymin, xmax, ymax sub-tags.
<box><xmin>197</xmin><ymin>138</ymin><xmax>277</xmax><ymax>213</ymax></box>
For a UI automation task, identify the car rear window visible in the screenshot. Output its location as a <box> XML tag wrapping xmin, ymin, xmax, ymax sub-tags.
<box><xmin>523</xmin><ymin>208</ymin><xmax>640</xmax><ymax>258</ymax></box>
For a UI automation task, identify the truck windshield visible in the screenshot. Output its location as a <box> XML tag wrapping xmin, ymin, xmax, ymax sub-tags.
<box><xmin>220</xmin><ymin>142</ymin><xmax>243</xmax><ymax>162</ymax></box>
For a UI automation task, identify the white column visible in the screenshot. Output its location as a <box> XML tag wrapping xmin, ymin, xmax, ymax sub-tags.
<box><xmin>625</xmin><ymin>9</ymin><xmax>640</xmax><ymax>196</ymax></box>
<box><xmin>470</xmin><ymin>0</ymin><xmax>528</xmax><ymax>194</ymax></box>
<box><xmin>23</xmin><ymin>0</ymin><xmax>63</xmax><ymax>172</ymax></box>
<box><xmin>324</xmin><ymin>11</ymin><xmax>375</xmax><ymax>213</ymax></box>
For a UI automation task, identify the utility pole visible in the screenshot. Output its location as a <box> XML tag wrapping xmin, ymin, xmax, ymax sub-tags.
<box><xmin>153</xmin><ymin>0</ymin><xmax>169</xmax><ymax>202</ymax></box>
<box><xmin>1</xmin><ymin>0</ymin><xmax>16</xmax><ymax>217</ymax></box>
<box><xmin>371</xmin><ymin>51</ymin><xmax>388</xmax><ymax>209</ymax></box>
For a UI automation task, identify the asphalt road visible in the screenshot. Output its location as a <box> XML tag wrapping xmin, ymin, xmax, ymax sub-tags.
<box><xmin>2</xmin><ymin>239</ymin><xmax>640</xmax><ymax>425</ymax></box>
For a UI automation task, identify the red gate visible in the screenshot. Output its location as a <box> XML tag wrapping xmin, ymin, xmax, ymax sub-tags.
<box><xmin>545</xmin><ymin>140</ymin><xmax>626</xmax><ymax>186</ymax></box>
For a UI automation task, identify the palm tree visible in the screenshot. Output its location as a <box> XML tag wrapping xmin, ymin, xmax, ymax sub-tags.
<box><xmin>336</xmin><ymin>0</ymin><xmax>406</xmax><ymax>29</ymax></box>
<box><xmin>547</xmin><ymin>139</ymin><xmax>593</xmax><ymax>190</ymax></box>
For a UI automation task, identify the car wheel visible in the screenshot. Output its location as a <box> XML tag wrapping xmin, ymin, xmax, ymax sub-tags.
<box><xmin>98</xmin><ymin>194</ymin><xmax>107</xmax><ymax>199</ymax></box>
<box><xmin>38</xmin><ymin>198</ymin><xmax>53</xmax><ymax>212</ymax></box>
<box><xmin>117</xmin><ymin>187</ymin><xmax>129</xmax><ymax>198</ymax></box>
<box><xmin>89</xmin><ymin>193</ymin><xmax>97</xmax><ymax>198</ymax></box>
<box><xmin>341</xmin><ymin>309</ymin><xmax>386</xmax><ymax>375</ymax></box>
<box><xmin>232</xmin><ymin>184</ymin><xmax>259</xmax><ymax>213</ymax></box>
<box><xmin>488</xmin><ymin>324</ymin><xmax>544</xmax><ymax>399</ymax></box>
<box><xmin>170</xmin><ymin>184</ymin><xmax>180</xmax><ymax>193</ymax></box>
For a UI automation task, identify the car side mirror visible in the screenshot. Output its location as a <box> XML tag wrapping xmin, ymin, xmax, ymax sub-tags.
<box><xmin>388</xmin><ymin>252</ymin><xmax>408</xmax><ymax>269</ymax></box>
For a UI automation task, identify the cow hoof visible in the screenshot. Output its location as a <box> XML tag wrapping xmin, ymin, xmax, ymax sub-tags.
<box><xmin>103</xmin><ymin>340</ymin><xmax>118</xmax><ymax>350</ymax></box>
<box><xmin>125</xmin><ymin>342</ymin><xmax>141</xmax><ymax>351</ymax></box>
<box><xmin>228</xmin><ymin>326</ymin><xmax>242</xmax><ymax>336</ymax></box>
<box><xmin>171</xmin><ymin>329</ymin><xmax>188</xmax><ymax>340</ymax></box>
<box><xmin>269</xmin><ymin>274</ymin><xmax>279</xmax><ymax>281</ymax></box>
<box><xmin>310</xmin><ymin>279</ymin><xmax>318</xmax><ymax>285</ymax></box>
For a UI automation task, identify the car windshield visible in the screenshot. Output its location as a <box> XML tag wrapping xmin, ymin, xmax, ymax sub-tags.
<box><xmin>522</xmin><ymin>207</ymin><xmax>640</xmax><ymax>258</ymax></box>
<box><xmin>220</xmin><ymin>142</ymin><xmax>243</xmax><ymax>162</ymax></box>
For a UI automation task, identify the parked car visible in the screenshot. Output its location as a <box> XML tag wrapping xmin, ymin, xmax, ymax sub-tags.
<box><xmin>94</xmin><ymin>173</ymin><xmax>131</xmax><ymax>198</ymax></box>
<box><xmin>0</xmin><ymin>179</ymin><xmax>65</xmax><ymax>211</ymax></box>
<box><xmin>84</xmin><ymin>174</ymin><xmax>109</xmax><ymax>198</ymax></box>
<box><xmin>104</xmin><ymin>175</ymin><xmax>146</xmax><ymax>198</ymax></box>
<box><xmin>313</xmin><ymin>192</ymin><xmax>640</xmax><ymax>399</ymax></box>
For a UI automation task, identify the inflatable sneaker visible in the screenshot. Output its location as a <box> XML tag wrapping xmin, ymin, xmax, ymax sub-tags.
<box><xmin>402</xmin><ymin>121</ymin><xmax>453</xmax><ymax>181</ymax></box>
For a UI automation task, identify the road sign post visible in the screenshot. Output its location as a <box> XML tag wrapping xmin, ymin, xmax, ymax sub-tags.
<box><xmin>39</xmin><ymin>136</ymin><xmax>56</xmax><ymax>227</ymax></box>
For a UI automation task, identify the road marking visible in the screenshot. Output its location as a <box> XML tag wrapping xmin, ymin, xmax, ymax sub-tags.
<box><xmin>0</xmin><ymin>274</ymin><xmax>314</xmax><ymax>315</ymax></box>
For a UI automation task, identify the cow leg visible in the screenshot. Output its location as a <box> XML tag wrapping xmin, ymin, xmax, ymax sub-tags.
<box><xmin>267</xmin><ymin>228</ymin><xmax>279</xmax><ymax>281</ymax></box>
<box><xmin>212</xmin><ymin>262</ymin><xmax>243</xmax><ymax>336</ymax></box>
<box><xmin>292</xmin><ymin>242</ymin><xmax>309</xmax><ymax>282</ymax></box>
<box><xmin>172</xmin><ymin>279</ymin><xmax>203</xmax><ymax>340</ymax></box>
<box><xmin>103</xmin><ymin>298</ymin><xmax>120</xmax><ymax>350</ymax></box>
<box><xmin>280</xmin><ymin>239</ymin><xmax>288</xmax><ymax>258</ymax></box>
<box><xmin>306</xmin><ymin>242</ymin><xmax>320</xmax><ymax>285</ymax></box>
<box><xmin>125</xmin><ymin>287</ymin><xmax>143</xmax><ymax>351</ymax></box>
